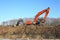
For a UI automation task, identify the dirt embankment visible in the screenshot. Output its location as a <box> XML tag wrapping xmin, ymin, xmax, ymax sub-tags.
<box><xmin>0</xmin><ymin>25</ymin><xmax>60</xmax><ymax>39</ymax></box>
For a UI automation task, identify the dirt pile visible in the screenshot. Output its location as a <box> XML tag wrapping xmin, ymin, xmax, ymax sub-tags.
<box><xmin>0</xmin><ymin>25</ymin><xmax>60</xmax><ymax>39</ymax></box>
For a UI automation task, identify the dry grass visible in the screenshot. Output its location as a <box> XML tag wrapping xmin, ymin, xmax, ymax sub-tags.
<box><xmin>0</xmin><ymin>25</ymin><xmax>60</xmax><ymax>39</ymax></box>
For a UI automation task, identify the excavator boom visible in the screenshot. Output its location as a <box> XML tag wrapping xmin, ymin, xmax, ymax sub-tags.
<box><xmin>34</xmin><ymin>7</ymin><xmax>50</xmax><ymax>24</ymax></box>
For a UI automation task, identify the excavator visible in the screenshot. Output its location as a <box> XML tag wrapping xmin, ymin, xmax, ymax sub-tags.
<box><xmin>16</xmin><ymin>7</ymin><xmax>50</xmax><ymax>26</ymax></box>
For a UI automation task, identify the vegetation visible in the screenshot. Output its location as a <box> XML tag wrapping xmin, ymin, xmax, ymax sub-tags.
<box><xmin>0</xmin><ymin>24</ymin><xmax>60</xmax><ymax>39</ymax></box>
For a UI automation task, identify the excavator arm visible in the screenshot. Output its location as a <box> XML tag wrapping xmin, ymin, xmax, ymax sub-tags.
<box><xmin>34</xmin><ymin>7</ymin><xmax>50</xmax><ymax>24</ymax></box>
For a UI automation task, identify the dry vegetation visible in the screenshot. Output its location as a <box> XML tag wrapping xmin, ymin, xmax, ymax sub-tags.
<box><xmin>0</xmin><ymin>24</ymin><xmax>60</xmax><ymax>39</ymax></box>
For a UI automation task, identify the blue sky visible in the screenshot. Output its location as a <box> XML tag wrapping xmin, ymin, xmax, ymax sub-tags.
<box><xmin>0</xmin><ymin>0</ymin><xmax>60</xmax><ymax>22</ymax></box>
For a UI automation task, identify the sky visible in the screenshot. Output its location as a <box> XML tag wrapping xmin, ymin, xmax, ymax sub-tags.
<box><xmin>0</xmin><ymin>0</ymin><xmax>60</xmax><ymax>22</ymax></box>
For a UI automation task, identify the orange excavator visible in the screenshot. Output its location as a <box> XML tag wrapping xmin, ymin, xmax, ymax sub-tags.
<box><xmin>25</xmin><ymin>7</ymin><xmax>50</xmax><ymax>25</ymax></box>
<box><xmin>16</xmin><ymin>7</ymin><xmax>50</xmax><ymax>26</ymax></box>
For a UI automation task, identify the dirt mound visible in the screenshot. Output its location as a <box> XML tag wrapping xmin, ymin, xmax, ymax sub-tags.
<box><xmin>0</xmin><ymin>25</ymin><xmax>60</xmax><ymax>39</ymax></box>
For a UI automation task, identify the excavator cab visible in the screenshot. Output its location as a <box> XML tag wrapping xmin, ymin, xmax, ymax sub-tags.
<box><xmin>36</xmin><ymin>18</ymin><xmax>45</xmax><ymax>25</ymax></box>
<box><xmin>36</xmin><ymin>18</ymin><xmax>40</xmax><ymax>25</ymax></box>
